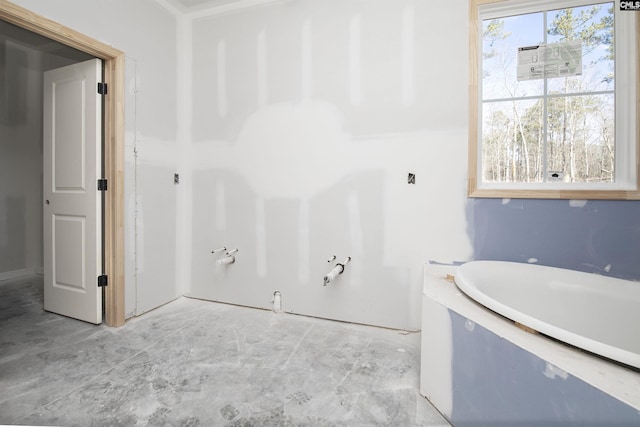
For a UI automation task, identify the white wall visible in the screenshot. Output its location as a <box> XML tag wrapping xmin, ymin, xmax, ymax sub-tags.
<box><xmin>0</xmin><ymin>35</ymin><xmax>95</xmax><ymax>281</ymax></box>
<box><xmin>187</xmin><ymin>0</ymin><xmax>473</xmax><ymax>330</ymax></box>
<box><xmin>12</xmin><ymin>0</ymin><xmax>183</xmax><ymax>316</ymax></box>
<box><xmin>0</xmin><ymin>40</ymin><xmax>41</xmax><ymax>277</ymax></box>
<box><xmin>7</xmin><ymin>0</ymin><xmax>472</xmax><ymax>329</ymax></box>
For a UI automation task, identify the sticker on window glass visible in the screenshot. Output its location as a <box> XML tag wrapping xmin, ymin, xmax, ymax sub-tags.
<box><xmin>517</xmin><ymin>40</ymin><xmax>582</xmax><ymax>81</ymax></box>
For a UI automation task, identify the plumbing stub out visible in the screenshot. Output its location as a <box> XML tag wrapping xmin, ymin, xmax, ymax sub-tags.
<box><xmin>272</xmin><ymin>291</ymin><xmax>282</xmax><ymax>313</ymax></box>
<box><xmin>212</xmin><ymin>247</ymin><xmax>239</xmax><ymax>265</ymax></box>
<box><xmin>324</xmin><ymin>256</ymin><xmax>351</xmax><ymax>285</ymax></box>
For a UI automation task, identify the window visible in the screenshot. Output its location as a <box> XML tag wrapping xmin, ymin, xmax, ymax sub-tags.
<box><xmin>469</xmin><ymin>0</ymin><xmax>639</xmax><ymax>199</ymax></box>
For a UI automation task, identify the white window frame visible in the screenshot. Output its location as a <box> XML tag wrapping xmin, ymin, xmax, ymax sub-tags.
<box><xmin>468</xmin><ymin>0</ymin><xmax>640</xmax><ymax>199</ymax></box>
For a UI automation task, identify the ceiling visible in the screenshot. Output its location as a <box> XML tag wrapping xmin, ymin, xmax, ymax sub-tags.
<box><xmin>172</xmin><ymin>0</ymin><xmax>230</xmax><ymax>6</ymax></box>
<box><xmin>161</xmin><ymin>0</ymin><xmax>249</xmax><ymax>13</ymax></box>
<box><xmin>0</xmin><ymin>20</ymin><xmax>92</xmax><ymax>66</ymax></box>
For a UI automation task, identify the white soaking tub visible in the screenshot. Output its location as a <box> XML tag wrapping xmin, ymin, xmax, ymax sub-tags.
<box><xmin>454</xmin><ymin>261</ymin><xmax>640</xmax><ymax>370</ymax></box>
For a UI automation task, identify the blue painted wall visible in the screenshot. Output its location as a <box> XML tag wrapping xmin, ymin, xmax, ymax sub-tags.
<box><xmin>469</xmin><ymin>199</ymin><xmax>640</xmax><ymax>281</ymax></box>
<box><xmin>448</xmin><ymin>310</ymin><xmax>640</xmax><ymax>427</ymax></box>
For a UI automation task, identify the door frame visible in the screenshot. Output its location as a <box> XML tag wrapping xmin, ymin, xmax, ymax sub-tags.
<box><xmin>0</xmin><ymin>0</ymin><xmax>125</xmax><ymax>327</ymax></box>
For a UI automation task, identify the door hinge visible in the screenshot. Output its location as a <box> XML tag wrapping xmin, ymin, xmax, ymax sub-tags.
<box><xmin>98</xmin><ymin>179</ymin><xmax>108</xmax><ymax>191</ymax></box>
<box><xmin>98</xmin><ymin>275</ymin><xmax>108</xmax><ymax>287</ymax></box>
<box><xmin>97</xmin><ymin>82</ymin><xmax>108</xmax><ymax>95</ymax></box>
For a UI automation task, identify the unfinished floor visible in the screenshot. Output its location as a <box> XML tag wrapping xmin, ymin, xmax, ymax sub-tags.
<box><xmin>0</xmin><ymin>275</ymin><xmax>450</xmax><ymax>426</ymax></box>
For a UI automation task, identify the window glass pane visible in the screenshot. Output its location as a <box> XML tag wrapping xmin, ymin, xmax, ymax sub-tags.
<box><xmin>546</xmin><ymin>94</ymin><xmax>614</xmax><ymax>183</ymax></box>
<box><xmin>474</xmin><ymin>0</ymin><xmax>634</xmax><ymax>195</ymax></box>
<box><xmin>482</xmin><ymin>13</ymin><xmax>544</xmax><ymax>100</ymax></box>
<box><xmin>546</xmin><ymin>3</ymin><xmax>615</xmax><ymax>94</ymax></box>
<box><xmin>482</xmin><ymin>99</ymin><xmax>544</xmax><ymax>183</ymax></box>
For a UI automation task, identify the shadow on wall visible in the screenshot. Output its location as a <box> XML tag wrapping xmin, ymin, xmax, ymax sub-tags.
<box><xmin>0</xmin><ymin>196</ymin><xmax>27</xmax><ymax>273</ymax></box>
<box><xmin>0</xmin><ymin>42</ymin><xmax>28</xmax><ymax>126</ymax></box>
<box><xmin>468</xmin><ymin>198</ymin><xmax>640</xmax><ymax>281</ymax></box>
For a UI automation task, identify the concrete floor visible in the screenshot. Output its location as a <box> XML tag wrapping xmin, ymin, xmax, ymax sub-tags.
<box><xmin>0</xmin><ymin>275</ymin><xmax>450</xmax><ymax>426</ymax></box>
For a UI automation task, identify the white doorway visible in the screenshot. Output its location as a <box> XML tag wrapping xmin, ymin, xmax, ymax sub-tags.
<box><xmin>0</xmin><ymin>2</ymin><xmax>126</xmax><ymax>326</ymax></box>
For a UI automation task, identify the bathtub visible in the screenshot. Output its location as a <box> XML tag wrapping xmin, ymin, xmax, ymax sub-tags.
<box><xmin>454</xmin><ymin>260</ymin><xmax>640</xmax><ymax>370</ymax></box>
<box><xmin>421</xmin><ymin>262</ymin><xmax>640</xmax><ymax>426</ymax></box>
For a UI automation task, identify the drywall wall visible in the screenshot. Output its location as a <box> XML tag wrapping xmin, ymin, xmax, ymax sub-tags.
<box><xmin>448</xmin><ymin>310</ymin><xmax>640</xmax><ymax>426</ymax></box>
<box><xmin>470</xmin><ymin>198</ymin><xmax>640</xmax><ymax>281</ymax></box>
<box><xmin>0</xmin><ymin>39</ymin><xmax>39</xmax><ymax>277</ymax></box>
<box><xmin>0</xmin><ymin>26</ymin><xmax>90</xmax><ymax>280</ymax></box>
<box><xmin>11</xmin><ymin>0</ymin><xmax>182</xmax><ymax>316</ymax></box>
<box><xmin>187</xmin><ymin>0</ymin><xmax>473</xmax><ymax>330</ymax></box>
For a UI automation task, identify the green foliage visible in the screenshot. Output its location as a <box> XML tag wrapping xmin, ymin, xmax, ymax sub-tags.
<box><xmin>483</xmin><ymin>19</ymin><xmax>510</xmax><ymax>59</ymax></box>
<box><xmin>548</xmin><ymin>5</ymin><xmax>613</xmax><ymax>61</ymax></box>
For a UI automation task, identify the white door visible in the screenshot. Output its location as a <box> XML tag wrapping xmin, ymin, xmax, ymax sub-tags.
<box><xmin>43</xmin><ymin>58</ymin><xmax>102</xmax><ymax>324</ymax></box>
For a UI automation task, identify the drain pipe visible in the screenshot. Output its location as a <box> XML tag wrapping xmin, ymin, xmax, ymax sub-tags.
<box><xmin>324</xmin><ymin>256</ymin><xmax>351</xmax><ymax>285</ymax></box>
<box><xmin>218</xmin><ymin>248</ymin><xmax>238</xmax><ymax>265</ymax></box>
